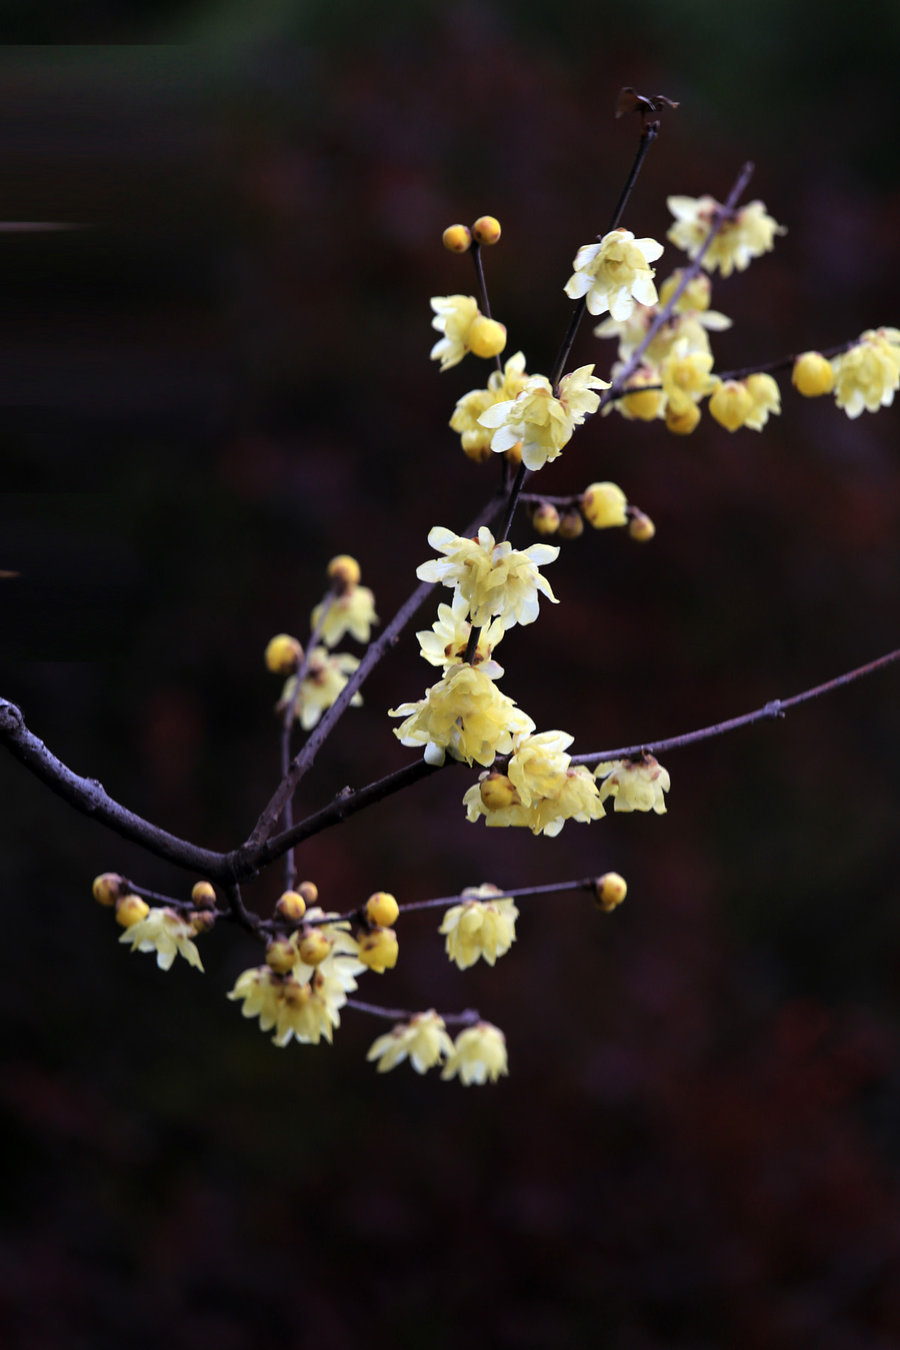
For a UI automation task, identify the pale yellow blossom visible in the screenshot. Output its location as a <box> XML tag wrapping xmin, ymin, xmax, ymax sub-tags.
<box><xmin>596</xmin><ymin>755</ymin><xmax>671</xmax><ymax>814</ymax></box>
<box><xmin>667</xmin><ymin>195</ymin><xmax>785</xmax><ymax>277</ymax></box>
<box><xmin>367</xmin><ymin>1011</ymin><xmax>454</xmax><ymax>1074</ymax></box>
<box><xmin>118</xmin><ymin>907</ymin><xmax>204</xmax><ymax>972</ymax></box>
<box><xmin>416</xmin><ymin>526</ymin><xmax>559</xmax><ymax>630</ymax></box>
<box><xmin>478</xmin><ymin>365</ymin><xmax>608</xmax><ymax>471</ymax></box>
<box><xmin>311</xmin><ymin>586</ymin><xmax>378</xmax><ymax>647</ymax></box>
<box><xmin>430</xmin><ymin>294</ymin><xmax>480</xmax><ymax>371</ymax></box>
<box><xmin>564</xmin><ymin>228</ymin><xmax>664</xmax><ymax>321</ymax></box>
<box><xmin>832</xmin><ymin>328</ymin><xmax>900</xmax><ymax>418</ymax></box>
<box><xmin>390</xmin><ymin>664</ymin><xmax>535</xmax><ymax>767</ymax></box>
<box><xmin>441</xmin><ymin>1022</ymin><xmax>509</xmax><ymax>1085</ymax></box>
<box><xmin>439</xmin><ymin>886</ymin><xmax>518</xmax><ymax>969</ymax></box>
<box><xmin>416</xmin><ymin>593</ymin><xmax>505</xmax><ymax>677</ymax></box>
<box><xmin>449</xmin><ymin>352</ymin><xmax>530</xmax><ymax>459</ymax></box>
<box><xmin>278</xmin><ymin>647</ymin><xmax>362</xmax><ymax>730</ymax></box>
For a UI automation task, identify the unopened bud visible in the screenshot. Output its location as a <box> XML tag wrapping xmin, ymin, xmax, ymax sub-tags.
<box><xmin>93</xmin><ymin>872</ymin><xmax>125</xmax><ymax>907</ymax></box>
<box><xmin>792</xmin><ymin>351</ymin><xmax>835</xmax><ymax>397</ymax></box>
<box><xmin>327</xmin><ymin>554</ymin><xmax>361</xmax><ymax>590</ymax></box>
<box><xmin>266</xmin><ymin>938</ymin><xmax>297</xmax><ymax>974</ymax></box>
<box><xmin>191</xmin><ymin>881</ymin><xmax>216</xmax><ymax>909</ymax></box>
<box><xmin>115</xmin><ymin>894</ymin><xmax>150</xmax><ymax>928</ymax></box>
<box><xmin>665</xmin><ymin>401</ymin><xmax>701</xmax><ymax>435</ymax></box>
<box><xmin>531</xmin><ymin>502</ymin><xmax>560</xmax><ymax>535</ymax></box>
<box><xmin>472</xmin><ymin>215</ymin><xmax>501</xmax><ymax>245</ymax></box>
<box><xmin>593</xmin><ymin>873</ymin><xmax>628</xmax><ymax>912</ymax></box>
<box><xmin>365</xmin><ymin>891</ymin><xmax>400</xmax><ymax>927</ymax></box>
<box><xmin>265</xmin><ymin>633</ymin><xmax>303</xmax><ymax>674</ymax></box>
<box><xmin>582</xmin><ymin>481</ymin><xmax>628</xmax><ymax>529</ymax></box>
<box><xmin>628</xmin><ymin>511</ymin><xmax>656</xmax><ymax>542</ymax></box>
<box><xmin>480</xmin><ymin>772</ymin><xmax>518</xmax><ymax>810</ymax></box>
<box><xmin>442</xmin><ymin>224</ymin><xmax>472</xmax><ymax>253</ymax></box>
<box><xmin>297</xmin><ymin>880</ymin><xmax>319</xmax><ymax>906</ymax></box>
<box><xmin>298</xmin><ymin>929</ymin><xmax>331</xmax><ymax>967</ymax></box>
<box><xmin>468</xmin><ymin>316</ymin><xmax>507</xmax><ymax>360</ymax></box>
<box><xmin>358</xmin><ymin>926</ymin><xmax>399</xmax><ymax>973</ymax></box>
<box><xmin>558</xmin><ymin>508</ymin><xmax>584</xmax><ymax>540</ymax></box>
<box><xmin>276</xmin><ymin>890</ymin><xmax>307</xmax><ymax>922</ymax></box>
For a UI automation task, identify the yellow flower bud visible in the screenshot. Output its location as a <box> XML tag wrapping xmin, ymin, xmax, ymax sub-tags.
<box><xmin>327</xmin><ymin>554</ymin><xmax>361</xmax><ymax>590</ymax></box>
<box><xmin>582</xmin><ymin>481</ymin><xmax>628</xmax><ymax>529</ymax></box>
<box><xmin>709</xmin><ymin>379</ymin><xmax>754</xmax><ymax>432</ymax></box>
<box><xmin>665</xmin><ymin>401</ymin><xmax>701</xmax><ymax>435</ymax></box>
<box><xmin>93</xmin><ymin>872</ymin><xmax>125</xmax><ymax>907</ymax></box>
<box><xmin>276</xmin><ymin>889</ymin><xmax>307</xmax><ymax>922</ymax></box>
<box><xmin>531</xmin><ymin>502</ymin><xmax>560</xmax><ymax>534</ymax></box>
<box><xmin>191</xmin><ymin>880</ymin><xmax>216</xmax><ymax>909</ymax></box>
<box><xmin>358</xmin><ymin>926</ymin><xmax>399</xmax><ymax>973</ymax></box>
<box><xmin>266</xmin><ymin>938</ymin><xmax>297</xmax><ymax>974</ymax></box>
<box><xmin>297</xmin><ymin>929</ymin><xmax>331</xmax><ymax>967</ymax></box>
<box><xmin>190</xmin><ymin>909</ymin><xmax>216</xmax><ymax>934</ymax></box>
<box><xmin>792</xmin><ymin>351</ymin><xmax>835</xmax><ymax>397</ymax></box>
<box><xmin>265</xmin><ymin>633</ymin><xmax>303</xmax><ymax>674</ymax></box>
<box><xmin>297</xmin><ymin>880</ymin><xmax>319</xmax><ymax>905</ymax></box>
<box><xmin>628</xmin><ymin>511</ymin><xmax>656</xmax><ymax>542</ymax></box>
<box><xmin>558</xmin><ymin>508</ymin><xmax>584</xmax><ymax>540</ymax></box>
<box><xmin>480</xmin><ymin>772</ymin><xmax>519</xmax><ymax>810</ymax></box>
<box><xmin>442</xmin><ymin>224</ymin><xmax>472</xmax><ymax>253</ymax></box>
<box><xmin>620</xmin><ymin>372</ymin><xmax>665</xmax><ymax>421</ymax></box>
<box><xmin>365</xmin><ymin>891</ymin><xmax>400</xmax><ymax>927</ymax></box>
<box><xmin>594</xmin><ymin>872</ymin><xmax>628</xmax><ymax>912</ymax></box>
<box><xmin>472</xmin><ymin>215</ymin><xmax>501</xmax><ymax>245</ymax></box>
<box><xmin>468</xmin><ymin>316</ymin><xmax>507</xmax><ymax>360</ymax></box>
<box><xmin>115</xmin><ymin>894</ymin><xmax>150</xmax><ymax>928</ymax></box>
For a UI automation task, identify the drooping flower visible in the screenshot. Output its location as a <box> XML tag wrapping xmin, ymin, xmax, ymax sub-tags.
<box><xmin>708</xmin><ymin>379</ymin><xmax>755</xmax><ymax>431</ymax></box>
<box><xmin>439</xmin><ymin>885</ymin><xmax>518</xmax><ymax>969</ymax></box>
<box><xmin>463</xmin><ymin>731</ymin><xmax>605</xmax><ymax>836</ymax></box>
<box><xmin>449</xmin><ymin>351</ymin><xmax>530</xmax><ymax>461</ymax></box>
<box><xmin>582</xmin><ymin>481</ymin><xmax>628</xmax><ymax>529</ymax></box>
<box><xmin>660</xmin><ymin>340</ymin><xmax>717</xmax><ymax>417</ymax></box>
<box><xmin>278</xmin><ymin>647</ymin><xmax>362</xmax><ymax>730</ymax></box>
<box><xmin>831</xmin><ymin>328</ymin><xmax>900</xmax><ymax>418</ymax></box>
<box><xmin>416</xmin><ymin>592</ymin><xmax>505</xmax><ymax>677</ymax></box>
<box><xmin>271</xmin><ymin>975</ymin><xmax>335</xmax><ymax>1047</ymax></box>
<box><xmin>564</xmin><ymin>228</ymin><xmax>664</xmax><ymax>321</ymax></box>
<box><xmin>667</xmin><ymin>195</ymin><xmax>785</xmax><ymax>277</ymax></box>
<box><xmin>430</xmin><ymin>294</ymin><xmax>480</xmax><ymax>371</ymax></box>
<box><xmin>478</xmin><ymin>365</ymin><xmax>608</xmax><ymax>471</ymax></box>
<box><xmin>416</xmin><ymin>525</ymin><xmax>559</xmax><ymax>631</ymax></box>
<box><xmin>743</xmin><ymin>373</ymin><xmax>781</xmax><ymax>430</ymax></box>
<box><xmin>596</xmin><ymin>755</ymin><xmax>671</xmax><ymax>814</ymax></box>
<box><xmin>441</xmin><ymin>1022</ymin><xmax>509</xmax><ymax>1085</ymax></box>
<box><xmin>366</xmin><ymin>1011</ymin><xmax>455</xmax><ymax>1074</ymax></box>
<box><xmin>311</xmin><ymin>586</ymin><xmax>378</xmax><ymax>647</ymax></box>
<box><xmin>390</xmin><ymin>664</ymin><xmax>535</xmax><ymax>767</ymax></box>
<box><xmin>228</xmin><ymin>966</ymin><xmax>282</xmax><ymax>1031</ymax></box>
<box><xmin>506</xmin><ymin>730</ymin><xmax>572</xmax><ymax>805</ymax></box>
<box><xmin>118</xmin><ymin>906</ymin><xmax>204</xmax><ymax>972</ymax></box>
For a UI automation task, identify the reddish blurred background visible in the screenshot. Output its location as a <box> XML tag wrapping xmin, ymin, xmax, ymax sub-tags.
<box><xmin>2</xmin><ymin>10</ymin><xmax>900</xmax><ymax>1347</ymax></box>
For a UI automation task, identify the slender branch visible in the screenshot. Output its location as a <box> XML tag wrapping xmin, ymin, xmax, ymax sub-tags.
<box><xmin>347</xmin><ymin>997</ymin><xmax>481</xmax><ymax>1025</ymax></box>
<box><xmin>398</xmin><ymin>875</ymin><xmax>597</xmax><ymax>914</ymax></box>
<box><xmin>279</xmin><ymin>597</ymin><xmax>332</xmax><ymax>890</ymax></box>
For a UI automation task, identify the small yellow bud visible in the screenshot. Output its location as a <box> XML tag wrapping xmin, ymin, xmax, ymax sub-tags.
<box><xmin>298</xmin><ymin>929</ymin><xmax>332</xmax><ymax>967</ymax></box>
<box><xmin>472</xmin><ymin>215</ymin><xmax>501</xmax><ymax>245</ymax></box>
<box><xmin>115</xmin><ymin>894</ymin><xmax>150</xmax><ymax>928</ymax></box>
<box><xmin>191</xmin><ymin>881</ymin><xmax>216</xmax><ymax>909</ymax></box>
<box><xmin>792</xmin><ymin>351</ymin><xmax>835</xmax><ymax>397</ymax></box>
<box><xmin>665</xmin><ymin>401</ymin><xmax>701</xmax><ymax>435</ymax></box>
<box><xmin>365</xmin><ymin>891</ymin><xmax>400</xmax><ymax>927</ymax></box>
<box><xmin>358</xmin><ymin>926</ymin><xmax>399</xmax><ymax>973</ymax></box>
<box><xmin>276</xmin><ymin>890</ymin><xmax>307</xmax><ymax>922</ymax></box>
<box><xmin>468</xmin><ymin>316</ymin><xmax>507</xmax><ymax>360</ymax></box>
<box><xmin>442</xmin><ymin>223</ymin><xmax>472</xmax><ymax>253</ymax></box>
<box><xmin>266</xmin><ymin>938</ymin><xmax>297</xmax><ymax>974</ymax></box>
<box><xmin>297</xmin><ymin>880</ymin><xmax>319</xmax><ymax>906</ymax></box>
<box><xmin>593</xmin><ymin>872</ymin><xmax>628</xmax><ymax>912</ymax></box>
<box><xmin>327</xmin><ymin>554</ymin><xmax>361</xmax><ymax>590</ymax></box>
<box><xmin>582</xmin><ymin>481</ymin><xmax>628</xmax><ymax>529</ymax></box>
<box><xmin>628</xmin><ymin>511</ymin><xmax>656</xmax><ymax>542</ymax></box>
<box><xmin>190</xmin><ymin>909</ymin><xmax>216</xmax><ymax>934</ymax></box>
<box><xmin>480</xmin><ymin>772</ymin><xmax>519</xmax><ymax>810</ymax></box>
<box><xmin>531</xmin><ymin>502</ymin><xmax>560</xmax><ymax>535</ymax></box>
<box><xmin>709</xmin><ymin>379</ymin><xmax>754</xmax><ymax>432</ymax></box>
<box><xmin>265</xmin><ymin>633</ymin><xmax>303</xmax><ymax>674</ymax></box>
<box><xmin>558</xmin><ymin>508</ymin><xmax>585</xmax><ymax>540</ymax></box>
<box><xmin>93</xmin><ymin>872</ymin><xmax>125</xmax><ymax>907</ymax></box>
<box><xmin>620</xmin><ymin>371</ymin><xmax>665</xmax><ymax>421</ymax></box>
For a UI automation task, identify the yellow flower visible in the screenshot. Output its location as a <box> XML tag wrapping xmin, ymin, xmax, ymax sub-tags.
<box><xmin>744</xmin><ymin>373</ymin><xmax>781</xmax><ymax>430</ymax></box>
<box><xmin>667</xmin><ymin>195</ymin><xmax>785</xmax><ymax>277</ymax></box>
<box><xmin>530</xmin><ymin>766</ymin><xmax>605</xmax><ymax>837</ymax></box>
<box><xmin>708</xmin><ymin>379</ymin><xmax>755</xmax><ymax>432</ymax></box>
<box><xmin>278</xmin><ymin>647</ymin><xmax>362</xmax><ymax>731</ymax></box>
<box><xmin>832</xmin><ymin>329</ymin><xmax>900</xmax><ymax>418</ymax></box>
<box><xmin>616</xmin><ymin>367</ymin><xmax>666</xmax><ymax>422</ymax></box>
<box><xmin>439</xmin><ymin>886</ymin><xmax>518</xmax><ymax>969</ymax></box>
<box><xmin>366</xmin><ymin>1011</ymin><xmax>454</xmax><ymax>1074</ymax></box>
<box><xmin>582</xmin><ymin>481</ymin><xmax>628</xmax><ymax>529</ymax></box>
<box><xmin>311</xmin><ymin>586</ymin><xmax>378</xmax><ymax>647</ymax></box>
<box><xmin>463</xmin><ymin>732</ymin><xmax>604</xmax><ymax>836</ymax></box>
<box><xmin>441</xmin><ymin>1022</ymin><xmax>509</xmax><ymax>1085</ymax></box>
<box><xmin>564</xmin><ymin>228</ymin><xmax>664</xmax><ymax>321</ymax></box>
<box><xmin>390</xmin><ymin>664</ymin><xmax>535</xmax><ymax>767</ymax></box>
<box><xmin>506</xmin><ymin>729</ymin><xmax>572</xmax><ymax>805</ymax></box>
<box><xmin>477</xmin><ymin>365</ymin><xmax>608</xmax><ymax>471</ymax></box>
<box><xmin>272</xmin><ymin>975</ymin><xmax>335</xmax><ymax>1047</ymax></box>
<box><xmin>228</xmin><ymin>966</ymin><xmax>282</xmax><ymax>1031</ymax></box>
<box><xmin>416</xmin><ymin>525</ymin><xmax>559</xmax><ymax>631</ymax></box>
<box><xmin>430</xmin><ymin>294</ymin><xmax>480</xmax><ymax>371</ymax></box>
<box><xmin>416</xmin><ymin>593</ymin><xmax>505</xmax><ymax>677</ymax></box>
<box><xmin>660</xmin><ymin>341</ymin><xmax>717</xmax><ymax>416</ymax></box>
<box><xmin>792</xmin><ymin>351</ymin><xmax>835</xmax><ymax>398</ymax></box>
<box><xmin>118</xmin><ymin>906</ymin><xmax>204</xmax><ymax>972</ymax></box>
<box><xmin>449</xmin><ymin>352</ymin><xmax>530</xmax><ymax>460</ymax></box>
<box><xmin>596</xmin><ymin>755</ymin><xmax>671</xmax><ymax>814</ymax></box>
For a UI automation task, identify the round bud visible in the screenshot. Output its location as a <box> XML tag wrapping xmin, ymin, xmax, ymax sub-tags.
<box><xmin>358</xmin><ymin>926</ymin><xmax>399</xmax><ymax>973</ymax></box>
<box><xmin>327</xmin><ymin>554</ymin><xmax>361</xmax><ymax>590</ymax></box>
<box><xmin>265</xmin><ymin>633</ymin><xmax>303</xmax><ymax>674</ymax></box>
<box><xmin>442</xmin><ymin>224</ymin><xmax>472</xmax><ymax>253</ymax></box>
<box><xmin>621</xmin><ymin>378</ymin><xmax>665</xmax><ymax>422</ymax></box>
<box><xmin>276</xmin><ymin>890</ymin><xmax>307</xmax><ymax>922</ymax></box>
<box><xmin>93</xmin><ymin>872</ymin><xmax>125</xmax><ymax>907</ymax></box>
<box><xmin>191</xmin><ymin>880</ymin><xmax>216</xmax><ymax>909</ymax></box>
<box><xmin>365</xmin><ymin>891</ymin><xmax>400</xmax><ymax>927</ymax></box>
<box><xmin>628</xmin><ymin>511</ymin><xmax>656</xmax><ymax>543</ymax></box>
<box><xmin>266</xmin><ymin>938</ymin><xmax>297</xmax><ymax>974</ymax></box>
<box><xmin>709</xmin><ymin>380</ymin><xmax>753</xmax><ymax>432</ymax></box>
<box><xmin>190</xmin><ymin>909</ymin><xmax>216</xmax><ymax>934</ymax></box>
<box><xmin>480</xmin><ymin>772</ymin><xmax>518</xmax><ymax>811</ymax></box>
<box><xmin>115</xmin><ymin>894</ymin><xmax>150</xmax><ymax>928</ymax></box>
<box><xmin>297</xmin><ymin>929</ymin><xmax>331</xmax><ymax>967</ymax></box>
<box><xmin>297</xmin><ymin>880</ymin><xmax>319</xmax><ymax>906</ymax></box>
<box><xmin>792</xmin><ymin>351</ymin><xmax>835</xmax><ymax>397</ymax></box>
<box><xmin>467</xmin><ymin>316</ymin><xmax>507</xmax><ymax>360</ymax></box>
<box><xmin>593</xmin><ymin>872</ymin><xmax>628</xmax><ymax>912</ymax></box>
<box><xmin>531</xmin><ymin>502</ymin><xmax>560</xmax><ymax>535</ymax></box>
<box><xmin>472</xmin><ymin>215</ymin><xmax>501</xmax><ymax>245</ymax></box>
<box><xmin>665</xmin><ymin>401</ymin><xmax>701</xmax><ymax>435</ymax></box>
<box><xmin>582</xmin><ymin>482</ymin><xmax>628</xmax><ymax>530</ymax></box>
<box><xmin>558</xmin><ymin>508</ymin><xmax>584</xmax><ymax>540</ymax></box>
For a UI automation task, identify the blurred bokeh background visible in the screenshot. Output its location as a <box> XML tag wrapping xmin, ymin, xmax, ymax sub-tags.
<box><xmin>2</xmin><ymin>7</ymin><xmax>900</xmax><ymax>1347</ymax></box>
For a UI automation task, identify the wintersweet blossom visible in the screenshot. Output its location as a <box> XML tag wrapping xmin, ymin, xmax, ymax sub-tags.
<box><xmin>660</xmin><ymin>340</ymin><xmax>717</xmax><ymax>417</ymax></box>
<box><xmin>743</xmin><ymin>373</ymin><xmax>781</xmax><ymax>430</ymax></box>
<box><xmin>430</xmin><ymin>294</ymin><xmax>480</xmax><ymax>371</ymax></box>
<box><xmin>596</xmin><ymin>756</ymin><xmax>671</xmax><ymax>814</ymax></box>
<box><xmin>390</xmin><ymin>663</ymin><xmax>535</xmax><ymax>766</ymax></box>
<box><xmin>463</xmin><ymin>733</ymin><xmax>605</xmax><ymax>836</ymax></box>
<box><xmin>439</xmin><ymin>885</ymin><xmax>518</xmax><ymax>969</ymax></box>
<box><xmin>229</xmin><ymin>965</ymin><xmax>354</xmax><ymax>1047</ymax></box>
<box><xmin>278</xmin><ymin>647</ymin><xmax>362</xmax><ymax>730</ymax></box>
<box><xmin>530</xmin><ymin>766</ymin><xmax>605</xmax><ymax>836</ymax></box>
<box><xmin>228</xmin><ymin>966</ymin><xmax>282</xmax><ymax>1031</ymax></box>
<box><xmin>450</xmin><ymin>351</ymin><xmax>530</xmax><ymax>460</ymax></box>
<box><xmin>708</xmin><ymin>379</ymin><xmax>755</xmax><ymax>432</ymax></box>
<box><xmin>311</xmin><ymin>586</ymin><xmax>378</xmax><ymax>647</ymax></box>
<box><xmin>477</xmin><ymin>365</ymin><xmax>608</xmax><ymax>471</ymax></box>
<box><xmin>831</xmin><ymin>329</ymin><xmax>900</xmax><ymax>418</ymax></box>
<box><xmin>417</xmin><ymin>593</ymin><xmax>505</xmax><ymax>677</ymax></box>
<box><xmin>271</xmin><ymin>975</ymin><xmax>335</xmax><ymax>1047</ymax></box>
<box><xmin>366</xmin><ymin>1011</ymin><xmax>455</xmax><ymax>1074</ymax></box>
<box><xmin>507</xmin><ymin>730</ymin><xmax>572</xmax><ymax>805</ymax></box>
<box><xmin>564</xmin><ymin>228</ymin><xmax>664</xmax><ymax>321</ymax></box>
<box><xmin>416</xmin><ymin>526</ymin><xmax>559</xmax><ymax>630</ymax></box>
<box><xmin>441</xmin><ymin>1022</ymin><xmax>509</xmax><ymax>1085</ymax></box>
<box><xmin>667</xmin><ymin>195</ymin><xmax>785</xmax><ymax>277</ymax></box>
<box><xmin>118</xmin><ymin>907</ymin><xmax>204</xmax><ymax>971</ymax></box>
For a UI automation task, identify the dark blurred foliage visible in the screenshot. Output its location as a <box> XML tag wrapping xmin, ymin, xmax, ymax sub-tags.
<box><xmin>1</xmin><ymin>8</ymin><xmax>900</xmax><ymax>1347</ymax></box>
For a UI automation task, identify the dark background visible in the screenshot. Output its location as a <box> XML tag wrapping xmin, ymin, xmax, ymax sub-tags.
<box><xmin>1</xmin><ymin>8</ymin><xmax>900</xmax><ymax>1347</ymax></box>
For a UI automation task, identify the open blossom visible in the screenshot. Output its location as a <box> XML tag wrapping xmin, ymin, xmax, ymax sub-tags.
<box><xmin>477</xmin><ymin>365</ymin><xmax>608</xmax><ymax>471</ymax></box>
<box><xmin>831</xmin><ymin>328</ymin><xmax>900</xmax><ymax>418</ymax></box>
<box><xmin>390</xmin><ymin>663</ymin><xmax>535</xmax><ymax>766</ymax></box>
<box><xmin>439</xmin><ymin>885</ymin><xmax>518</xmax><ymax>969</ymax></box>
<box><xmin>463</xmin><ymin>732</ymin><xmax>605</xmax><ymax>836</ymax></box>
<box><xmin>417</xmin><ymin>592</ymin><xmax>505</xmax><ymax>677</ymax></box>
<box><xmin>660</xmin><ymin>340</ymin><xmax>717</xmax><ymax>416</ymax></box>
<box><xmin>507</xmin><ymin>730</ymin><xmax>573</xmax><ymax>805</ymax></box>
<box><xmin>430</xmin><ymin>294</ymin><xmax>480</xmax><ymax>371</ymax></box>
<box><xmin>367</xmin><ymin>1011</ymin><xmax>455</xmax><ymax>1074</ymax></box>
<box><xmin>667</xmin><ymin>195</ymin><xmax>785</xmax><ymax>276</ymax></box>
<box><xmin>564</xmin><ymin>228</ymin><xmax>664</xmax><ymax>321</ymax></box>
<box><xmin>278</xmin><ymin>647</ymin><xmax>362</xmax><ymax>730</ymax></box>
<box><xmin>228</xmin><ymin>965</ymin><xmax>355</xmax><ymax>1047</ymax></box>
<box><xmin>450</xmin><ymin>351</ymin><xmax>530</xmax><ymax>459</ymax></box>
<box><xmin>596</xmin><ymin>755</ymin><xmax>671</xmax><ymax>814</ymax></box>
<box><xmin>311</xmin><ymin>586</ymin><xmax>378</xmax><ymax>647</ymax></box>
<box><xmin>441</xmin><ymin>1022</ymin><xmax>509</xmax><ymax>1085</ymax></box>
<box><xmin>416</xmin><ymin>525</ymin><xmax>559</xmax><ymax>630</ymax></box>
<box><xmin>118</xmin><ymin>907</ymin><xmax>204</xmax><ymax>971</ymax></box>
